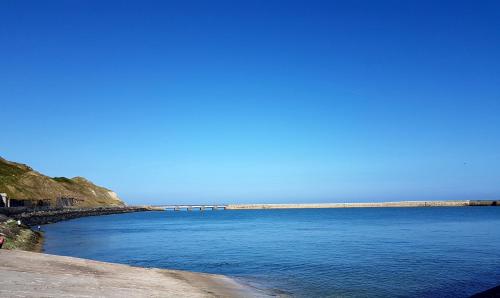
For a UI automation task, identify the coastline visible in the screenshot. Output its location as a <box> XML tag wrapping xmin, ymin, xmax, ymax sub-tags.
<box><xmin>0</xmin><ymin>249</ymin><xmax>271</xmax><ymax>297</ymax></box>
<box><xmin>5</xmin><ymin>202</ymin><xmax>497</xmax><ymax>296</ymax></box>
<box><xmin>0</xmin><ymin>207</ymin><xmax>276</xmax><ymax>297</ymax></box>
<box><xmin>0</xmin><ymin>206</ymin><xmax>160</xmax><ymax>252</ymax></box>
<box><xmin>0</xmin><ymin>216</ymin><xmax>43</xmax><ymax>252</ymax></box>
<box><xmin>0</xmin><ymin>206</ymin><xmax>162</xmax><ymax>226</ymax></box>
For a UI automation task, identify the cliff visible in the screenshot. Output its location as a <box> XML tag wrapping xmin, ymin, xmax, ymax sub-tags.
<box><xmin>0</xmin><ymin>156</ymin><xmax>124</xmax><ymax>207</ymax></box>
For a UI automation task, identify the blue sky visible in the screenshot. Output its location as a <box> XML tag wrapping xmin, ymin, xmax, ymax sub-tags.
<box><xmin>1</xmin><ymin>0</ymin><xmax>499</xmax><ymax>204</ymax></box>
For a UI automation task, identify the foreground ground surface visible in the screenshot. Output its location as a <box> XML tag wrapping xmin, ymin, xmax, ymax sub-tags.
<box><xmin>0</xmin><ymin>250</ymin><xmax>268</xmax><ymax>297</ymax></box>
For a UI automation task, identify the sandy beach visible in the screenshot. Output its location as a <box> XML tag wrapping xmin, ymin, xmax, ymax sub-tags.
<box><xmin>0</xmin><ymin>249</ymin><xmax>270</xmax><ymax>298</ymax></box>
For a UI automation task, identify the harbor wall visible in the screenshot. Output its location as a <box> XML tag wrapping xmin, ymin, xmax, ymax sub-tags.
<box><xmin>226</xmin><ymin>200</ymin><xmax>499</xmax><ymax>210</ymax></box>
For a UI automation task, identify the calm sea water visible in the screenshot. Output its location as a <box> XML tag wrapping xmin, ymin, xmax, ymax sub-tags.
<box><xmin>42</xmin><ymin>207</ymin><xmax>500</xmax><ymax>297</ymax></box>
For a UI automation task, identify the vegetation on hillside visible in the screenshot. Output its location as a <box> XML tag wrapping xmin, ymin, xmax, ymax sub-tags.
<box><xmin>52</xmin><ymin>177</ymin><xmax>75</xmax><ymax>184</ymax></box>
<box><xmin>0</xmin><ymin>157</ymin><xmax>124</xmax><ymax>207</ymax></box>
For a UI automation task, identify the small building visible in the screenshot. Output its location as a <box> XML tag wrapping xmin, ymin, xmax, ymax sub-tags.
<box><xmin>8</xmin><ymin>198</ymin><xmax>33</xmax><ymax>207</ymax></box>
<box><xmin>35</xmin><ymin>199</ymin><xmax>52</xmax><ymax>208</ymax></box>
<box><xmin>0</xmin><ymin>194</ymin><xmax>84</xmax><ymax>208</ymax></box>
<box><xmin>0</xmin><ymin>195</ymin><xmax>52</xmax><ymax>208</ymax></box>
<box><xmin>0</xmin><ymin>194</ymin><xmax>32</xmax><ymax>207</ymax></box>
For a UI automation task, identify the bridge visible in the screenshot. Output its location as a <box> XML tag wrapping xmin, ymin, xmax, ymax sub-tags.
<box><xmin>154</xmin><ymin>205</ymin><xmax>227</xmax><ymax>211</ymax></box>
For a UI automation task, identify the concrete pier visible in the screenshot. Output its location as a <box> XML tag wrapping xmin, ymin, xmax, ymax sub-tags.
<box><xmin>160</xmin><ymin>205</ymin><xmax>227</xmax><ymax>211</ymax></box>
<box><xmin>225</xmin><ymin>200</ymin><xmax>499</xmax><ymax>210</ymax></box>
<box><xmin>154</xmin><ymin>201</ymin><xmax>498</xmax><ymax>211</ymax></box>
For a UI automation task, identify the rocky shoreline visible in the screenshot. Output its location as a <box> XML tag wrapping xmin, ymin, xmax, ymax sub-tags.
<box><xmin>0</xmin><ymin>206</ymin><xmax>161</xmax><ymax>226</ymax></box>
<box><xmin>0</xmin><ymin>216</ymin><xmax>42</xmax><ymax>251</ymax></box>
<box><xmin>0</xmin><ymin>206</ymin><xmax>161</xmax><ymax>251</ymax></box>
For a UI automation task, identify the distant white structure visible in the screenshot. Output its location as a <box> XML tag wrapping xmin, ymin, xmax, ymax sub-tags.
<box><xmin>0</xmin><ymin>193</ymin><xmax>9</xmax><ymax>207</ymax></box>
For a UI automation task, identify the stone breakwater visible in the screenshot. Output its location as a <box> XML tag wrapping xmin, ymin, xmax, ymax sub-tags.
<box><xmin>0</xmin><ymin>206</ymin><xmax>159</xmax><ymax>226</ymax></box>
<box><xmin>226</xmin><ymin>200</ymin><xmax>499</xmax><ymax>210</ymax></box>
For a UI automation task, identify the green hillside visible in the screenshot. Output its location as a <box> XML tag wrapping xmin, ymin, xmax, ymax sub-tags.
<box><xmin>0</xmin><ymin>157</ymin><xmax>124</xmax><ymax>207</ymax></box>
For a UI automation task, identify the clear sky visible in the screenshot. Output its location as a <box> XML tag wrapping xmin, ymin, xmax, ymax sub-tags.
<box><xmin>1</xmin><ymin>1</ymin><xmax>499</xmax><ymax>205</ymax></box>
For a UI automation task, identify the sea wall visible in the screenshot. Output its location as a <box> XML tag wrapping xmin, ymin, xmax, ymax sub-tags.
<box><xmin>0</xmin><ymin>206</ymin><xmax>159</xmax><ymax>226</ymax></box>
<box><xmin>226</xmin><ymin>200</ymin><xmax>499</xmax><ymax>210</ymax></box>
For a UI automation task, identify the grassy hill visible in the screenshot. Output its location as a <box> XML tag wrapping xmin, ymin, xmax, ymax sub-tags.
<box><xmin>0</xmin><ymin>157</ymin><xmax>124</xmax><ymax>207</ymax></box>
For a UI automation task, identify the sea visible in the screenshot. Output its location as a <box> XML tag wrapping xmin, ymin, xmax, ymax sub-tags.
<box><xmin>42</xmin><ymin>207</ymin><xmax>500</xmax><ymax>297</ymax></box>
